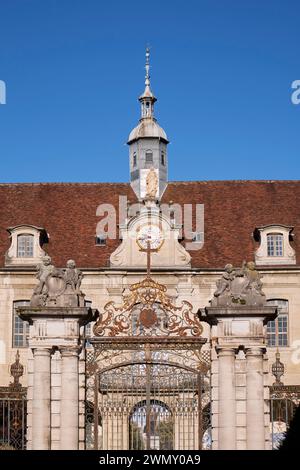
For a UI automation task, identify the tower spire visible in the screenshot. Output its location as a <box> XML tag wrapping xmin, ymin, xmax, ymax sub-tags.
<box><xmin>128</xmin><ymin>48</ymin><xmax>169</xmax><ymax>201</ymax></box>
<box><xmin>145</xmin><ymin>46</ymin><xmax>150</xmax><ymax>87</ymax></box>
<box><xmin>139</xmin><ymin>46</ymin><xmax>156</xmax><ymax>119</ymax></box>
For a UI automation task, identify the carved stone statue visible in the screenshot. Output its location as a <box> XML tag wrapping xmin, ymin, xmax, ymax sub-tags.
<box><xmin>145</xmin><ymin>168</ymin><xmax>158</xmax><ymax>199</ymax></box>
<box><xmin>34</xmin><ymin>255</ymin><xmax>55</xmax><ymax>295</ymax></box>
<box><xmin>214</xmin><ymin>264</ymin><xmax>234</xmax><ymax>298</ymax></box>
<box><xmin>30</xmin><ymin>259</ymin><xmax>85</xmax><ymax>308</ymax></box>
<box><xmin>64</xmin><ymin>259</ymin><xmax>83</xmax><ymax>293</ymax></box>
<box><xmin>244</xmin><ymin>261</ymin><xmax>264</xmax><ymax>296</ymax></box>
<box><xmin>211</xmin><ymin>261</ymin><xmax>266</xmax><ymax>307</ymax></box>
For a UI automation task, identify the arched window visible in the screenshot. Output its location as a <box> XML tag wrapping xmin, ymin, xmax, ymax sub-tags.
<box><xmin>13</xmin><ymin>300</ymin><xmax>30</xmax><ymax>348</ymax></box>
<box><xmin>267</xmin><ymin>299</ymin><xmax>289</xmax><ymax>347</ymax></box>
<box><xmin>6</xmin><ymin>225</ymin><xmax>48</xmax><ymax>266</ymax></box>
<box><xmin>145</xmin><ymin>101</ymin><xmax>151</xmax><ymax>117</ymax></box>
<box><xmin>267</xmin><ymin>233</ymin><xmax>283</xmax><ymax>257</ymax></box>
<box><xmin>145</xmin><ymin>151</ymin><xmax>153</xmax><ymax>163</ymax></box>
<box><xmin>254</xmin><ymin>225</ymin><xmax>295</xmax><ymax>266</ymax></box>
<box><xmin>161</xmin><ymin>151</ymin><xmax>165</xmax><ymax>166</ymax></box>
<box><xmin>133</xmin><ymin>152</ymin><xmax>137</xmax><ymax>167</ymax></box>
<box><xmin>17</xmin><ymin>234</ymin><xmax>34</xmax><ymax>258</ymax></box>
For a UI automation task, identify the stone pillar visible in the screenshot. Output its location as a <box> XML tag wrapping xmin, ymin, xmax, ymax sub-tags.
<box><xmin>18</xmin><ymin>306</ymin><xmax>96</xmax><ymax>451</ymax></box>
<box><xmin>204</xmin><ymin>304</ymin><xmax>277</xmax><ymax>450</ymax></box>
<box><xmin>60</xmin><ymin>347</ymin><xmax>80</xmax><ymax>450</ymax></box>
<box><xmin>32</xmin><ymin>348</ymin><xmax>51</xmax><ymax>450</ymax></box>
<box><xmin>17</xmin><ymin>257</ymin><xmax>97</xmax><ymax>451</ymax></box>
<box><xmin>246</xmin><ymin>347</ymin><xmax>265</xmax><ymax>449</ymax></box>
<box><xmin>217</xmin><ymin>347</ymin><xmax>236</xmax><ymax>450</ymax></box>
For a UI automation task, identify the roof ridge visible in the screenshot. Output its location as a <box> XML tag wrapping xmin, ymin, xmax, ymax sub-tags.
<box><xmin>1</xmin><ymin>179</ymin><xmax>300</xmax><ymax>187</ymax></box>
<box><xmin>168</xmin><ymin>179</ymin><xmax>300</xmax><ymax>184</ymax></box>
<box><xmin>0</xmin><ymin>182</ymin><xmax>131</xmax><ymax>186</ymax></box>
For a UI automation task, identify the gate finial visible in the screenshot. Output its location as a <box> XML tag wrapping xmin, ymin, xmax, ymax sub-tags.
<box><xmin>9</xmin><ymin>350</ymin><xmax>24</xmax><ymax>391</ymax></box>
<box><xmin>272</xmin><ymin>351</ymin><xmax>285</xmax><ymax>386</ymax></box>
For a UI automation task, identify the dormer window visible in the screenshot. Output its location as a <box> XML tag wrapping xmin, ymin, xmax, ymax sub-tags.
<box><xmin>254</xmin><ymin>225</ymin><xmax>295</xmax><ymax>265</ymax></box>
<box><xmin>17</xmin><ymin>234</ymin><xmax>34</xmax><ymax>258</ymax></box>
<box><xmin>267</xmin><ymin>233</ymin><xmax>283</xmax><ymax>257</ymax></box>
<box><xmin>5</xmin><ymin>225</ymin><xmax>48</xmax><ymax>267</ymax></box>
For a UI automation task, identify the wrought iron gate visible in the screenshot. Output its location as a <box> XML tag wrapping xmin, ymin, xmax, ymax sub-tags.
<box><xmin>0</xmin><ymin>351</ymin><xmax>27</xmax><ymax>450</ymax></box>
<box><xmin>270</xmin><ymin>385</ymin><xmax>300</xmax><ymax>449</ymax></box>
<box><xmin>86</xmin><ymin>360</ymin><xmax>206</xmax><ymax>450</ymax></box>
<box><xmin>0</xmin><ymin>397</ymin><xmax>27</xmax><ymax>450</ymax></box>
<box><xmin>85</xmin><ymin>275</ymin><xmax>210</xmax><ymax>450</ymax></box>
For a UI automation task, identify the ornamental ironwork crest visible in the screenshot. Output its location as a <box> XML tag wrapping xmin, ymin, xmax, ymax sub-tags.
<box><xmin>93</xmin><ymin>276</ymin><xmax>203</xmax><ymax>338</ymax></box>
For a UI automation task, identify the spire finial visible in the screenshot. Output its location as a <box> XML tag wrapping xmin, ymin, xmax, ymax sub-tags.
<box><xmin>145</xmin><ymin>46</ymin><xmax>150</xmax><ymax>87</ymax></box>
<box><xmin>138</xmin><ymin>46</ymin><xmax>156</xmax><ymax>118</ymax></box>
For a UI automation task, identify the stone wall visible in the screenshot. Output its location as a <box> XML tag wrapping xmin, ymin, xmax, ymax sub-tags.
<box><xmin>1</xmin><ymin>269</ymin><xmax>300</xmax><ymax>388</ymax></box>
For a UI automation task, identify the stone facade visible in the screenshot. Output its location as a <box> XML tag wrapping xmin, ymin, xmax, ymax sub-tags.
<box><xmin>1</xmin><ymin>50</ymin><xmax>300</xmax><ymax>450</ymax></box>
<box><xmin>1</xmin><ymin>268</ymin><xmax>300</xmax><ymax>390</ymax></box>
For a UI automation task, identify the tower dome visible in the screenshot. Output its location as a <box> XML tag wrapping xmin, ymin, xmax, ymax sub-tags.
<box><xmin>128</xmin><ymin>48</ymin><xmax>169</xmax><ymax>201</ymax></box>
<box><xmin>128</xmin><ymin>118</ymin><xmax>168</xmax><ymax>143</ymax></box>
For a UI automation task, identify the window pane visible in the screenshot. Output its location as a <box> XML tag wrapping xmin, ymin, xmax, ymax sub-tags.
<box><xmin>17</xmin><ymin>234</ymin><xmax>34</xmax><ymax>258</ymax></box>
<box><xmin>267</xmin><ymin>234</ymin><xmax>283</xmax><ymax>257</ymax></box>
<box><xmin>13</xmin><ymin>301</ymin><xmax>30</xmax><ymax>348</ymax></box>
<box><xmin>267</xmin><ymin>332</ymin><xmax>276</xmax><ymax>347</ymax></box>
<box><xmin>267</xmin><ymin>300</ymin><xmax>288</xmax><ymax>347</ymax></box>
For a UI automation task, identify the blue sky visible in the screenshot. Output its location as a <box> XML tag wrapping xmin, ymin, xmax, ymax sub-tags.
<box><xmin>0</xmin><ymin>0</ymin><xmax>299</xmax><ymax>183</ymax></box>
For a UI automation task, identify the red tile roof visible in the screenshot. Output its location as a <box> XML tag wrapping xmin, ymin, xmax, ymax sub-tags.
<box><xmin>0</xmin><ymin>180</ymin><xmax>299</xmax><ymax>269</ymax></box>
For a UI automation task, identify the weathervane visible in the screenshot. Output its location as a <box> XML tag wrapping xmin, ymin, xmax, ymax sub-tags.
<box><xmin>145</xmin><ymin>46</ymin><xmax>150</xmax><ymax>87</ymax></box>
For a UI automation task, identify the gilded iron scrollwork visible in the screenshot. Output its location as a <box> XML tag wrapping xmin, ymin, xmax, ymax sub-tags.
<box><xmin>93</xmin><ymin>277</ymin><xmax>203</xmax><ymax>338</ymax></box>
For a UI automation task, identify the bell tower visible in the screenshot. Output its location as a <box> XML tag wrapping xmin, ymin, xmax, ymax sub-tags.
<box><xmin>128</xmin><ymin>48</ymin><xmax>169</xmax><ymax>201</ymax></box>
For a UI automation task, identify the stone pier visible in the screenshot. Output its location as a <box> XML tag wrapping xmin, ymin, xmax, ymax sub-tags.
<box><xmin>60</xmin><ymin>347</ymin><xmax>80</xmax><ymax>449</ymax></box>
<box><xmin>217</xmin><ymin>346</ymin><xmax>236</xmax><ymax>449</ymax></box>
<box><xmin>32</xmin><ymin>348</ymin><xmax>51</xmax><ymax>450</ymax></box>
<box><xmin>18</xmin><ymin>258</ymin><xmax>96</xmax><ymax>450</ymax></box>
<box><xmin>18</xmin><ymin>307</ymin><xmax>94</xmax><ymax>449</ymax></box>
<box><xmin>202</xmin><ymin>262</ymin><xmax>277</xmax><ymax>450</ymax></box>
<box><xmin>245</xmin><ymin>347</ymin><xmax>266</xmax><ymax>449</ymax></box>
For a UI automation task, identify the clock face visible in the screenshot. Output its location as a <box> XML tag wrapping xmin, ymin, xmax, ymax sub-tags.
<box><xmin>136</xmin><ymin>224</ymin><xmax>164</xmax><ymax>251</ymax></box>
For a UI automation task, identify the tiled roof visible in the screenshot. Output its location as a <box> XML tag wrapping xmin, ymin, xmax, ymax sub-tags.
<box><xmin>0</xmin><ymin>180</ymin><xmax>299</xmax><ymax>269</ymax></box>
<box><xmin>163</xmin><ymin>180</ymin><xmax>299</xmax><ymax>268</ymax></box>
